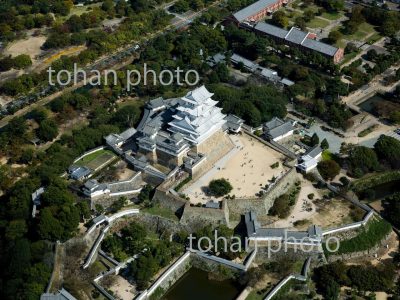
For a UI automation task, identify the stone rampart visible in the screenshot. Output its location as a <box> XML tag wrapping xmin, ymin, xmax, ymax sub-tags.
<box><xmin>227</xmin><ymin>167</ymin><xmax>298</xmax><ymax>216</ymax></box>
<box><xmin>180</xmin><ymin>203</ymin><xmax>229</xmax><ymax>230</ymax></box>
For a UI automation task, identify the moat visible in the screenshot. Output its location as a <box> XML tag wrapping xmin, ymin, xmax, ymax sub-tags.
<box><xmin>162</xmin><ymin>268</ymin><xmax>243</xmax><ymax>300</ymax></box>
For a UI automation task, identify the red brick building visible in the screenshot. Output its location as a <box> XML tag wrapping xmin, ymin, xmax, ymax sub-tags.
<box><xmin>230</xmin><ymin>0</ymin><xmax>290</xmax><ymax>24</ymax></box>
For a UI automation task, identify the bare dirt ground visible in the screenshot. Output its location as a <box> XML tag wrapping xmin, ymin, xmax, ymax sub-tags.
<box><xmin>116</xmin><ymin>166</ymin><xmax>136</xmax><ymax>181</ymax></box>
<box><xmin>183</xmin><ymin>134</ymin><xmax>287</xmax><ymax>203</ymax></box>
<box><xmin>108</xmin><ymin>275</ymin><xmax>136</xmax><ymax>300</ymax></box>
<box><xmin>273</xmin><ymin>192</ymin><xmax>365</xmax><ymax>231</ymax></box>
<box><xmin>271</xmin><ymin>179</ymin><xmax>322</xmax><ymax>229</ymax></box>
<box><xmin>4</xmin><ymin>35</ymin><xmax>46</xmax><ymax>61</ymax></box>
<box><xmin>370</xmin><ymin>199</ymin><xmax>384</xmax><ymax>213</ymax></box>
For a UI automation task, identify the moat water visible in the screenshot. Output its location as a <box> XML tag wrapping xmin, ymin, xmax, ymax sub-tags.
<box><xmin>358</xmin><ymin>179</ymin><xmax>400</xmax><ymax>200</ymax></box>
<box><xmin>358</xmin><ymin>94</ymin><xmax>386</xmax><ymax>115</ymax></box>
<box><xmin>162</xmin><ymin>268</ymin><xmax>243</xmax><ymax>300</ymax></box>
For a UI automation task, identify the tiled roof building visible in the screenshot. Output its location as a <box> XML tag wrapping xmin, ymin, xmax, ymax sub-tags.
<box><xmin>231</xmin><ymin>0</ymin><xmax>290</xmax><ymax>23</ymax></box>
<box><xmin>254</xmin><ymin>23</ymin><xmax>344</xmax><ymax>63</ymax></box>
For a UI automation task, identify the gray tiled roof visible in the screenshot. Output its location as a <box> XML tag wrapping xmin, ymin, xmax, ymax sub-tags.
<box><xmin>226</xmin><ymin>114</ymin><xmax>244</xmax><ymax>125</ymax></box>
<box><xmin>268</xmin><ymin>122</ymin><xmax>294</xmax><ymax>139</ymax></box>
<box><xmin>69</xmin><ymin>166</ymin><xmax>92</xmax><ymax>180</ymax></box>
<box><xmin>148</xmin><ymin>97</ymin><xmax>165</xmax><ymax>109</ymax></box>
<box><xmin>233</xmin><ymin>0</ymin><xmax>278</xmax><ymax>22</ymax></box>
<box><xmin>205</xmin><ymin>200</ymin><xmax>220</xmax><ymax>209</ymax></box>
<box><xmin>230</xmin><ymin>53</ymin><xmax>257</xmax><ymax>70</ymax></box>
<box><xmin>255</xmin><ymin>23</ymin><xmax>339</xmax><ymax>57</ymax></box>
<box><xmin>302</xmin><ymin>38</ymin><xmax>338</xmax><ymax>57</ymax></box>
<box><xmin>84</xmin><ymin>179</ymin><xmax>99</xmax><ymax>190</ymax></box>
<box><xmin>41</xmin><ymin>288</ymin><xmax>77</xmax><ymax>300</ymax></box>
<box><xmin>305</xmin><ymin>145</ymin><xmax>322</xmax><ymax>159</ymax></box>
<box><xmin>120</xmin><ymin>127</ymin><xmax>137</xmax><ymax>140</ymax></box>
<box><xmin>285</xmin><ymin>27</ymin><xmax>308</xmax><ymax>44</ymax></box>
<box><xmin>254</xmin><ymin>22</ymin><xmax>288</xmax><ymax>39</ymax></box>
<box><xmin>281</xmin><ymin>78</ymin><xmax>295</xmax><ymax>86</ymax></box>
<box><xmin>264</xmin><ymin>117</ymin><xmax>285</xmax><ymax>130</ymax></box>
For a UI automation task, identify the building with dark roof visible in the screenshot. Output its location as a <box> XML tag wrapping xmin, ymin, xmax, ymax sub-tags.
<box><xmin>68</xmin><ymin>166</ymin><xmax>92</xmax><ymax>181</ymax></box>
<box><xmin>40</xmin><ymin>288</ymin><xmax>77</xmax><ymax>300</ymax></box>
<box><xmin>254</xmin><ymin>23</ymin><xmax>344</xmax><ymax>63</ymax></box>
<box><xmin>264</xmin><ymin>117</ymin><xmax>295</xmax><ymax>141</ymax></box>
<box><xmin>230</xmin><ymin>0</ymin><xmax>290</xmax><ymax>23</ymax></box>
<box><xmin>296</xmin><ymin>145</ymin><xmax>323</xmax><ymax>173</ymax></box>
<box><xmin>244</xmin><ymin>211</ymin><xmax>322</xmax><ymax>247</ymax></box>
<box><xmin>225</xmin><ymin>114</ymin><xmax>244</xmax><ymax>133</ymax></box>
<box><xmin>230</xmin><ymin>53</ymin><xmax>294</xmax><ymax>86</ymax></box>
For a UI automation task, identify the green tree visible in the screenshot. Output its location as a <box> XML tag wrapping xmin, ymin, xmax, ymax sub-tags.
<box><xmin>5</xmin><ymin>219</ymin><xmax>27</xmax><ymax>240</ymax></box>
<box><xmin>12</xmin><ymin>54</ymin><xmax>32</xmax><ymax>69</ymax></box>
<box><xmin>272</xmin><ymin>11</ymin><xmax>289</xmax><ymax>28</ymax></box>
<box><xmin>374</xmin><ymin>135</ymin><xmax>400</xmax><ymax>168</ymax></box>
<box><xmin>349</xmin><ymin>146</ymin><xmax>379</xmax><ymax>175</ymax></box>
<box><xmin>37</xmin><ymin>119</ymin><xmax>59</xmax><ymax>141</ymax></box>
<box><xmin>311</xmin><ymin>133</ymin><xmax>320</xmax><ymax>146</ymax></box>
<box><xmin>317</xmin><ymin>160</ymin><xmax>340</xmax><ymax>180</ymax></box>
<box><xmin>209</xmin><ymin>178</ymin><xmax>233</xmax><ymax>197</ymax></box>
<box><xmin>328</xmin><ymin>30</ymin><xmax>343</xmax><ymax>44</ymax></box>
<box><xmin>321</xmin><ymin>138</ymin><xmax>329</xmax><ymax>150</ymax></box>
<box><xmin>137</xmin><ymin>184</ymin><xmax>153</xmax><ymax>204</ymax></box>
<box><xmin>294</xmin><ymin>17</ymin><xmax>307</xmax><ymax>31</ymax></box>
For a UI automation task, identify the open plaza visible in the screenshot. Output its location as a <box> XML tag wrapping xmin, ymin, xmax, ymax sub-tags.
<box><xmin>183</xmin><ymin>133</ymin><xmax>287</xmax><ymax>202</ymax></box>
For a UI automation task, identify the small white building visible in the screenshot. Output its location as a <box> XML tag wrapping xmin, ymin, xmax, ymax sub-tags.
<box><xmin>296</xmin><ymin>145</ymin><xmax>323</xmax><ymax>173</ymax></box>
<box><xmin>82</xmin><ymin>179</ymin><xmax>110</xmax><ymax>198</ymax></box>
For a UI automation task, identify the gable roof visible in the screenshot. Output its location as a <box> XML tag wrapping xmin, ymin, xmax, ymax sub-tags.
<box><xmin>254</xmin><ymin>22</ymin><xmax>288</xmax><ymax>39</ymax></box>
<box><xmin>268</xmin><ymin>122</ymin><xmax>294</xmax><ymax>139</ymax></box>
<box><xmin>264</xmin><ymin>117</ymin><xmax>285</xmax><ymax>130</ymax></box>
<box><xmin>233</xmin><ymin>0</ymin><xmax>278</xmax><ymax>22</ymax></box>
<box><xmin>254</xmin><ymin>23</ymin><xmax>340</xmax><ymax>57</ymax></box>
<box><xmin>305</xmin><ymin>145</ymin><xmax>322</xmax><ymax>159</ymax></box>
<box><xmin>301</xmin><ymin>38</ymin><xmax>339</xmax><ymax>57</ymax></box>
<box><xmin>285</xmin><ymin>27</ymin><xmax>308</xmax><ymax>44</ymax></box>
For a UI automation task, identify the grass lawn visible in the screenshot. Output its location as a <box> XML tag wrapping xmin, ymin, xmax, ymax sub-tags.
<box><xmin>322</xmin><ymin>150</ymin><xmax>333</xmax><ymax>161</ymax></box>
<box><xmin>358</xmin><ymin>22</ymin><xmax>376</xmax><ymax>34</ymax></box>
<box><xmin>366</xmin><ymin>32</ymin><xmax>382</xmax><ymax>44</ymax></box>
<box><xmin>320</xmin><ymin>11</ymin><xmax>344</xmax><ymax>21</ymax></box>
<box><xmin>143</xmin><ymin>205</ymin><xmax>180</xmax><ymax>221</ymax></box>
<box><xmin>335</xmin><ymin>39</ymin><xmax>347</xmax><ymax>49</ymax></box>
<box><xmin>307</xmin><ymin>17</ymin><xmax>330</xmax><ymax>29</ymax></box>
<box><xmin>246</xmin><ymin>291</ymin><xmax>266</xmax><ymax>300</ymax></box>
<box><xmin>75</xmin><ymin>149</ymin><xmax>115</xmax><ymax>166</ymax></box>
<box><xmin>340</xmin><ymin>52</ymin><xmax>358</xmax><ymax>65</ymax></box>
<box><xmin>58</xmin><ymin>3</ymin><xmax>102</xmax><ymax>21</ymax></box>
<box><xmin>342</xmin><ymin>22</ymin><xmax>377</xmax><ymax>42</ymax></box>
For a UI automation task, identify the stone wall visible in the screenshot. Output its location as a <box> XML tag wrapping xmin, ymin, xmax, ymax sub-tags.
<box><xmin>180</xmin><ymin>203</ymin><xmax>229</xmax><ymax>230</ymax></box>
<box><xmin>254</xmin><ymin>247</ymin><xmax>321</xmax><ymax>262</ymax></box>
<box><xmin>111</xmin><ymin>213</ymin><xmax>188</xmax><ymax>235</ymax></box>
<box><xmin>152</xmin><ymin>188</ymin><xmax>187</xmax><ymax>213</ymax></box>
<box><xmin>191</xmin><ymin>130</ymin><xmax>234</xmax><ymax>180</ymax></box>
<box><xmin>327</xmin><ymin>233</ymin><xmax>392</xmax><ymax>262</ymax></box>
<box><xmin>226</xmin><ymin>167</ymin><xmax>298</xmax><ymax>217</ymax></box>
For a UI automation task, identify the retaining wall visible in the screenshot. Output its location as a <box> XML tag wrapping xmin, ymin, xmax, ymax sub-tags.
<box><xmin>227</xmin><ymin>167</ymin><xmax>298</xmax><ymax>216</ymax></box>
